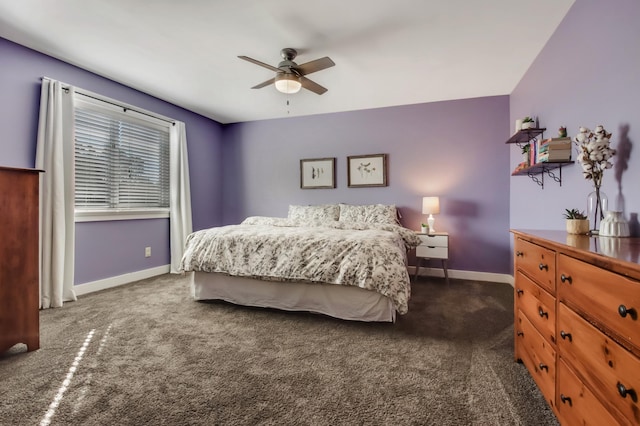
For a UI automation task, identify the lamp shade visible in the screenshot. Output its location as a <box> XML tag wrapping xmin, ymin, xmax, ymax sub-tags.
<box><xmin>275</xmin><ymin>73</ymin><xmax>301</xmax><ymax>94</ymax></box>
<box><xmin>422</xmin><ymin>197</ymin><xmax>440</xmax><ymax>215</ymax></box>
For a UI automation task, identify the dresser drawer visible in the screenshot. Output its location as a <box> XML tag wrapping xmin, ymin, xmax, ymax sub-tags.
<box><xmin>558</xmin><ymin>253</ymin><xmax>640</xmax><ymax>353</ymax></box>
<box><xmin>556</xmin><ymin>358</ymin><xmax>622</xmax><ymax>426</ymax></box>
<box><xmin>515</xmin><ymin>271</ymin><xmax>556</xmax><ymax>345</ymax></box>
<box><xmin>516</xmin><ymin>310</ymin><xmax>556</xmax><ymax>409</ymax></box>
<box><xmin>558</xmin><ymin>303</ymin><xmax>640</xmax><ymax>424</ymax></box>
<box><xmin>514</xmin><ymin>237</ymin><xmax>556</xmax><ymax>294</ymax></box>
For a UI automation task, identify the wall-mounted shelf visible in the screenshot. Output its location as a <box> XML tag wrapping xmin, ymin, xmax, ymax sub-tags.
<box><xmin>507</xmin><ymin>126</ymin><xmax>574</xmax><ymax>188</ymax></box>
<box><xmin>505</xmin><ymin>128</ymin><xmax>546</xmax><ymax>148</ymax></box>
<box><xmin>511</xmin><ymin>161</ymin><xmax>574</xmax><ymax>188</ymax></box>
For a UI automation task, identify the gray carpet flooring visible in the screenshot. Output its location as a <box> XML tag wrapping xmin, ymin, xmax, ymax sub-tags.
<box><xmin>0</xmin><ymin>274</ymin><xmax>559</xmax><ymax>425</ymax></box>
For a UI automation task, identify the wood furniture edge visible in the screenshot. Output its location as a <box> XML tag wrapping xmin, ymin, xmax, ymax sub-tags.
<box><xmin>510</xmin><ymin>229</ymin><xmax>640</xmax><ymax>281</ymax></box>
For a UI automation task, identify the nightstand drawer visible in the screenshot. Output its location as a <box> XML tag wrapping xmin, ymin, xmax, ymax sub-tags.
<box><xmin>416</xmin><ymin>245</ymin><xmax>447</xmax><ymax>259</ymax></box>
<box><xmin>418</xmin><ymin>234</ymin><xmax>448</xmax><ymax>247</ymax></box>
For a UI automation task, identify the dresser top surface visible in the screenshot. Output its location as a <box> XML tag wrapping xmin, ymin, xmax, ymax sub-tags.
<box><xmin>512</xmin><ymin>229</ymin><xmax>640</xmax><ymax>277</ymax></box>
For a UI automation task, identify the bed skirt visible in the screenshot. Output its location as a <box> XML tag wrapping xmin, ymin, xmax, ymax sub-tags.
<box><xmin>191</xmin><ymin>272</ymin><xmax>396</xmax><ymax>322</ymax></box>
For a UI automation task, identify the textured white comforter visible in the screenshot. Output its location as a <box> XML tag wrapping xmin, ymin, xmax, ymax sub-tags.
<box><xmin>179</xmin><ymin>217</ymin><xmax>421</xmax><ymax>314</ymax></box>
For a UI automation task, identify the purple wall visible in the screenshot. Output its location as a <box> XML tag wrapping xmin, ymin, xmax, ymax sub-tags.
<box><xmin>510</xmin><ymin>0</ymin><xmax>640</xmax><ymax>234</ymax></box>
<box><xmin>222</xmin><ymin>96</ymin><xmax>512</xmax><ymax>274</ymax></box>
<box><xmin>0</xmin><ymin>37</ymin><xmax>224</xmax><ymax>284</ymax></box>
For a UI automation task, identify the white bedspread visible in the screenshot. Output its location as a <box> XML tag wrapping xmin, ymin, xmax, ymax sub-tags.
<box><xmin>179</xmin><ymin>217</ymin><xmax>421</xmax><ymax>314</ymax></box>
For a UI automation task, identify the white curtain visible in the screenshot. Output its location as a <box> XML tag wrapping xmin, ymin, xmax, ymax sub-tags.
<box><xmin>169</xmin><ymin>121</ymin><xmax>193</xmax><ymax>273</ymax></box>
<box><xmin>35</xmin><ymin>79</ymin><xmax>77</xmax><ymax>308</ymax></box>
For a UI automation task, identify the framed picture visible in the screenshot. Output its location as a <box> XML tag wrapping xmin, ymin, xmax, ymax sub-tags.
<box><xmin>347</xmin><ymin>154</ymin><xmax>387</xmax><ymax>187</ymax></box>
<box><xmin>300</xmin><ymin>157</ymin><xmax>336</xmax><ymax>189</ymax></box>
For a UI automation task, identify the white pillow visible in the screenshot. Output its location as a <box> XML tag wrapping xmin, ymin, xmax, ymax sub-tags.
<box><xmin>338</xmin><ymin>203</ymin><xmax>399</xmax><ymax>225</ymax></box>
<box><xmin>287</xmin><ymin>204</ymin><xmax>340</xmax><ymax>222</ymax></box>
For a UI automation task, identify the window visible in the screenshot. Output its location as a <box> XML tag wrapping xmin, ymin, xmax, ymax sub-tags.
<box><xmin>74</xmin><ymin>95</ymin><xmax>171</xmax><ymax>221</ymax></box>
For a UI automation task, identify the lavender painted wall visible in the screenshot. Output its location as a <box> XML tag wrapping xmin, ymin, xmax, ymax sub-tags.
<box><xmin>510</xmin><ymin>0</ymin><xmax>640</xmax><ymax>235</ymax></box>
<box><xmin>0</xmin><ymin>37</ymin><xmax>224</xmax><ymax>284</ymax></box>
<box><xmin>222</xmin><ymin>96</ymin><xmax>512</xmax><ymax>274</ymax></box>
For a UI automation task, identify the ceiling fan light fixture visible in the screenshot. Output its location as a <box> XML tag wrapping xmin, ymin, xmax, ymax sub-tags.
<box><xmin>274</xmin><ymin>73</ymin><xmax>301</xmax><ymax>94</ymax></box>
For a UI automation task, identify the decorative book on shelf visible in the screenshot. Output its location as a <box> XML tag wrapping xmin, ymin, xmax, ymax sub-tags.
<box><xmin>538</xmin><ymin>137</ymin><xmax>572</xmax><ymax>162</ymax></box>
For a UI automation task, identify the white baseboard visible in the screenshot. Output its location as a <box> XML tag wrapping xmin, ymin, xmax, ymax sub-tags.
<box><xmin>409</xmin><ymin>266</ymin><xmax>514</xmax><ymax>287</ymax></box>
<box><xmin>74</xmin><ymin>265</ymin><xmax>171</xmax><ymax>296</ymax></box>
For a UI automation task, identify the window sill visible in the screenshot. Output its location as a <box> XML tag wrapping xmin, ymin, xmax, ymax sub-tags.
<box><xmin>75</xmin><ymin>209</ymin><xmax>170</xmax><ymax>222</ymax></box>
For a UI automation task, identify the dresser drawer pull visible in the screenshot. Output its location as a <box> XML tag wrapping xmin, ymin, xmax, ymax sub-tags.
<box><xmin>560</xmin><ymin>274</ymin><xmax>572</xmax><ymax>284</ymax></box>
<box><xmin>427</xmin><ymin>246</ymin><xmax>436</xmax><ymax>248</ymax></box>
<box><xmin>560</xmin><ymin>394</ymin><xmax>572</xmax><ymax>406</ymax></box>
<box><xmin>516</xmin><ymin>251</ymin><xmax>523</xmax><ymax>257</ymax></box>
<box><xmin>618</xmin><ymin>304</ymin><xmax>638</xmax><ymax>320</ymax></box>
<box><xmin>538</xmin><ymin>363</ymin><xmax>549</xmax><ymax>372</ymax></box>
<box><xmin>560</xmin><ymin>330</ymin><xmax>572</xmax><ymax>342</ymax></box>
<box><xmin>538</xmin><ymin>263</ymin><xmax>548</xmax><ymax>271</ymax></box>
<box><xmin>538</xmin><ymin>308</ymin><xmax>548</xmax><ymax>319</ymax></box>
<box><xmin>516</xmin><ymin>331</ymin><xmax>524</xmax><ymax>337</ymax></box>
<box><xmin>516</xmin><ymin>289</ymin><xmax>524</xmax><ymax>296</ymax></box>
<box><xmin>616</xmin><ymin>382</ymin><xmax>636</xmax><ymax>400</ymax></box>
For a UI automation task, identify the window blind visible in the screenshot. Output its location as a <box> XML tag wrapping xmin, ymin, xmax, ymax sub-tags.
<box><xmin>74</xmin><ymin>98</ymin><xmax>170</xmax><ymax>213</ymax></box>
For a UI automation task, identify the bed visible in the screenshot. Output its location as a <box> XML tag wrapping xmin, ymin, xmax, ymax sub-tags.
<box><xmin>179</xmin><ymin>204</ymin><xmax>421</xmax><ymax>322</ymax></box>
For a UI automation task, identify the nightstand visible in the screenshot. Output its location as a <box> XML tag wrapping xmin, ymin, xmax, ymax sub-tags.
<box><xmin>414</xmin><ymin>232</ymin><xmax>449</xmax><ymax>284</ymax></box>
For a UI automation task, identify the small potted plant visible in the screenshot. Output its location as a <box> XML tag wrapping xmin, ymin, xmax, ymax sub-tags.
<box><xmin>421</xmin><ymin>223</ymin><xmax>429</xmax><ymax>234</ymax></box>
<box><xmin>564</xmin><ymin>208</ymin><xmax>589</xmax><ymax>235</ymax></box>
<box><xmin>521</xmin><ymin>116</ymin><xmax>535</xmax><ymax>130</ymax></box>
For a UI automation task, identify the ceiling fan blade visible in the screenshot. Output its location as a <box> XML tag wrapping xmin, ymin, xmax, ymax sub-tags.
<box><xmin>238</xmin><ymin>55</ymin><xmax>281</xmax><ymax>73</ymax></box>
<box><xmin>250</xmin><ymin>78</ymin><xmax>275</xmax><ymax>89</ymax></box>
<box><xmin>300</xmin><ymin>76</ymin><xmax>328</xmax><ymax>95</ymax></box>
<box><xmin>296</xmin><ymin>57</ymin><xmax>335</xmax><ymax>76</ymax></box>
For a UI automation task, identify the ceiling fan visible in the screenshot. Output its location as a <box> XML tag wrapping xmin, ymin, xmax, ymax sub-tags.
<box><xmin>238</xmin><ymin>48</ymin><xmax>335</xmax><ymax>95</ymax></box>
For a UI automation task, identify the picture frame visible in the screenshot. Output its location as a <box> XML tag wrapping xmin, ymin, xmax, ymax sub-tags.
<box><xmin>300</xmin><ymin>157</ymin><xmax>336</xmax><ymax>189</ymax></box>
<box><xmin>347</xmin><ymin>153</ymin><xmax>387</xmax><ymax>187</ymax></box>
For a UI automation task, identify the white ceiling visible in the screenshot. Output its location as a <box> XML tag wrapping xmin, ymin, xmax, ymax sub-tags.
<box><xmin>0</xmin><ymin>0</ymin><xmax>574</xmax><ymax>124</ymax></box>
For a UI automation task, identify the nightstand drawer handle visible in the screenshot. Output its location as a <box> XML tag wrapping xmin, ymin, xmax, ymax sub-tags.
<box><xmin>538</xmin><ymin>308</ymin><xmax>548</xmax><ymax>319</ymax></box>
<box><xmin>560</xmin><ymin>330</ymin><xmax>572</xmax><ymax>342</ymax></box>
<box><xmin>560</xmin><ymin>394</ymin><xmax>572</xmax><ymax>406</ymax></box>
<box><xmin>560</xmin><ymin>274</ymin><xmax>572</xmax><ymax>284</ymax></box>
<box><xmin>427</xmin><ymin>246</ymin><xmax>436</xmax><ymax>248</ymax></box>
<box><xmin>617</xmin><ymin>382</ymin><xmax>635</xmax><ymax>399</ymax></box>
<box><xmin>538</xmin><ymin>263</ymin><xmax>548</xmax><ymax>271</ymax></box>
<box><xmin>538</xmin><ymin>363</ymin><xmax>548</xmax><ymax>372</ymax></box>
<box><xmin>618</xmin><ymin>304</ymin><xmax>637</xmax><ymax>319</ymax></box>
<box><xmin>516</xmin><ymin>251</ymin><xmax>523</xmax><ymax>257</ymax></box>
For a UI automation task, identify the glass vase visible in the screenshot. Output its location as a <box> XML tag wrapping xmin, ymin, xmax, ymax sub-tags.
<box><xmin>587</xmin><ymin>188</ymin><xmax>608</xmax><ymax>234</ymax></box>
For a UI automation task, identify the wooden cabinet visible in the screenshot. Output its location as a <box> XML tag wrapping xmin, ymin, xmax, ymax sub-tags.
<box><xmin>0</xmin><ymin>166</ymin><xmax>42</xmax><ymax>353</ymax></box>
<box><xmin>512</xmin><ymin>230</ymin><xmax>640</xmax><ymax>425</ymax></box>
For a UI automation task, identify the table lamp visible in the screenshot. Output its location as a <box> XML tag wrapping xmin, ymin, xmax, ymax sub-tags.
<box><xmin>422</xmin><ymin>196</ymin><xmax>440</xmax><ymax>234</ymax></box>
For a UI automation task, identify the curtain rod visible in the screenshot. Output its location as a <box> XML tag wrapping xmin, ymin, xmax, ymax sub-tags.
<box><xmin>41</xmin><ymin>76</ymin><xmax>176</xmax><ymax>126</ymax></box>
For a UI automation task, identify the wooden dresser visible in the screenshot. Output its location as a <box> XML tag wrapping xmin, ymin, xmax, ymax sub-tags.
<box><xmin>0</xmin><ymin>166</ymin><xmax>42</xmax><ymax>353</ymax></box>
<box><xmin>512</xmin><ymin>230</ymin><xmax>640</xmax><ymax>425</ymax></box>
